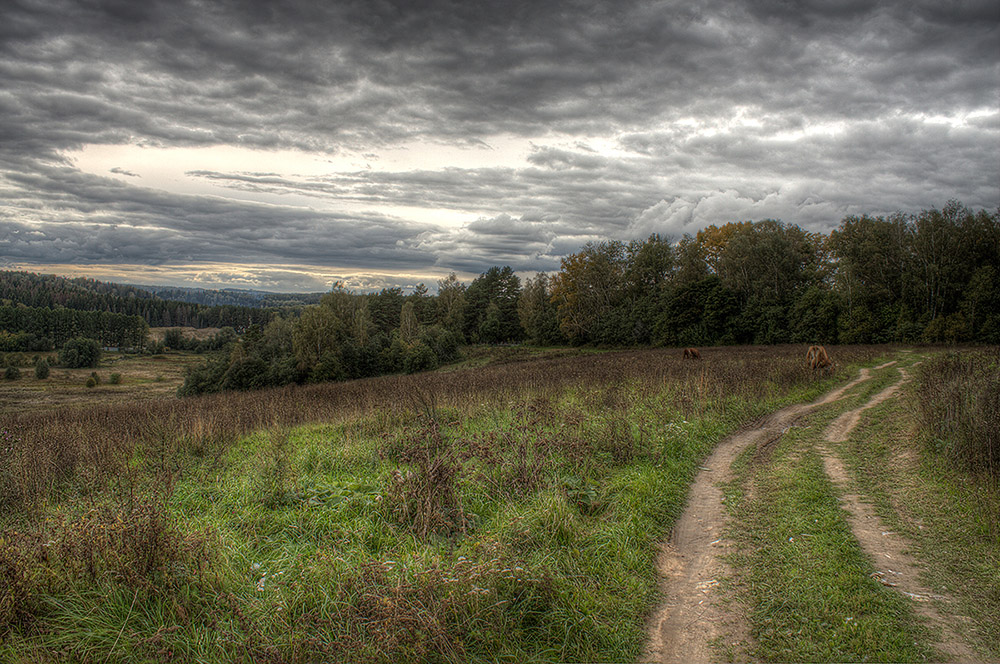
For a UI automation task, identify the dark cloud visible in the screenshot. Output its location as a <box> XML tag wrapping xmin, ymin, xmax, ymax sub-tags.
<box><xmin>0</xmin><ymin>0</ymin><xmax>996</xmax><ymax>287</ymax></box>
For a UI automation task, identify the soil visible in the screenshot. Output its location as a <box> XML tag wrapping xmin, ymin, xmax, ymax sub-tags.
<box><xmin>642</xmin><ymin>369</ymin><xmax>874</xmax><ymax>663</ymax></box>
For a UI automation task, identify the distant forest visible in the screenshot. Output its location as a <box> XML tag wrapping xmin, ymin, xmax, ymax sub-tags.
<box><xmin>1</xmin><ymin>201</ymin><xmax>997</xmax><ymax>392</ymax></box>
<box><xmin>0</xmin><ymin>306</ymin><xmax>147</xmax><ymax>350</ymax></box>
<box><xmin>0</xmin><ymin>272</ymin><xmax>282</xmax><ymax>331</ymax></box>
<box><xmin>138</xmin><ymin>285</ymin><xmax>323</xmax><ymax>309</ymax></box>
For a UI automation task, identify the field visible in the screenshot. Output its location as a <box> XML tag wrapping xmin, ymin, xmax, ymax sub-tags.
<box><xmin>0</xmin><ymin>326</ymin><xmax>225</xmax><ymax>417</ymax></box>
<box><xmin>1</xmin><ymin>344</ymin><xmax>996</xmax><ymax>662</ymax></box>
<box><xmin>0</xmin><ymin>351</ymin><xmax>204</xmax><ymax>416</ymax></box>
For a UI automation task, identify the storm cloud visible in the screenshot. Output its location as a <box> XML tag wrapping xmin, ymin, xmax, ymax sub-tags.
<box><xmin>0</xmin><ymin>0</ymin><xmax>996</xmax><ymax>290</ymax></box>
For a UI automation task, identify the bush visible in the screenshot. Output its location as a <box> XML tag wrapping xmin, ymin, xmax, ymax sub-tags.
<box><xmin>58</xmin><ymin>338</ymin><xmax>101</xmax><ymax>368</ymax></box>
<box><xmin>85</xmin><ymin>376</ymin><xmax>96</xmax><ymax>388</ymax></box>
<box><xmin>221</xmin><ymin>356</ymin><xmax>270</xmax><ymax>391</ymax></box>
<box><xmin>177</xmin><ymin>357</ymin><xmax>228</xmax><ymax>396</ymax></box>
<box><xmin>109</xmin><ymin>373</ymin><xmax>121</xmax><ymax>385</ymax></box>
<box><xmin>163</xmin><ymin>328</ymin><xmax>188</xmax><ymax>351</ymax></box>
<box><xmin>145</xmin><ymin>340</ymin><xmax>166</xmax><ymax>355</ymax></box>
<box><xmin>90</xmin><ymin>371</ymin><xmax>101</xmax><ymax>386</ymax></box>
<box><xmin>404</xmin><ymin>342</ymin><xmax>438</xmax><ymax>374</ymax></box>
<box><xmin>34</xmin><ymin>360</ymin><xmax>49</xmax><ymax>380</ymax></box>
<box><xmin>3</xmin><ymin>366</ymin><xmax>20</xmax><ymax>380</ymax></box>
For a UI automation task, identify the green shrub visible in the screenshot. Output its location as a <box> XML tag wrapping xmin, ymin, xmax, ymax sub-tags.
<box><xmin>90</xmin><ymin>371</ymin><xmax>101</xmax><ymax>385</ymax></box>
<box><xmin>404</xmin><ymin>342</ymin><xmax>438</xmax><ymax>374</ymax></box>
<box><xmin>85</xmin><ymin>376</ymin><xmax>96</xmax><ymax>388</ymax></box>
<box><xmin>109</xmin><ymin>372</ymin><xmax>121</xmax><ymax>385</ymax></box>
<box><xmin>34</xmin><ymin>359</ymin><xmax>49</xmax><ymax>380</ymax></box>
<box><xmin>3</xmin><ymin>366</ymin><xmax>20</xmax><ymax>380</ymax></box>
<box><xmin>58</xmin><ymin>337</ymin><xmax>101</xmax><ymax>368</ymax></box>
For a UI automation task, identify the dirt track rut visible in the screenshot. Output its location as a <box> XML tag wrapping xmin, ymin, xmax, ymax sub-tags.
<box><xmin>819</xmin><ymin>368</ymin><xmax>981</xmax><ymax>663</ymax></box>
<box><xmin>644</xmin><ymin>360</ymin><xmax>981</xmax><ymax>663</ymax></box>
<box><xmin>642</xmin><ymin>369</ymin><xmax>875</xmax><ymax>663</ymax></box>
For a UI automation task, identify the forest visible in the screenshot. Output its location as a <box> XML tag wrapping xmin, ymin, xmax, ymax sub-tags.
<box><xmin>1</xmin><ymin>201</ymin><xmax>997</xmax><ymax>392</ymax></box>
<box><xmin>0</xmin><ymin>306</ymin><xmax>147</xmax><ymax>351</ymax></box>
<box><xmin>139</xmin><ymin>284</ymin><xmax>324</xmax><ymax>309</ymax></box>
<box><xmin>0</xmin><ymin>271</ymin><xmax>279</xmax><ymax>330</ymax></box>
<box><xmin>175</xmin><ymin>201</ymin><xmax>998</xmax><ymax>395</ymax></box>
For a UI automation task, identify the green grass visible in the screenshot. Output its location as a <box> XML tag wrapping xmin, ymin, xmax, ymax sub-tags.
<box><xmin>724</xmin><ymin>421</ymin><xmax>935</xmax><ymax>662</ymax></box>
<box><xmin>148</xmin><ymin>383</ymin><xmax>750</xmax><ymax>662</ymax></box>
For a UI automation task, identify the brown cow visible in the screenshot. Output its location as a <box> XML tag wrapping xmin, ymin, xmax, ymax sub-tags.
<box><xmin>683</xmin><ymin>347</ymin><xmax>701</xmax><ymax>360</ymax></box>
<box><xmin>806</xmin><ymin>345</ymin><xmax>831</xmax><ymax>371</ymax></box>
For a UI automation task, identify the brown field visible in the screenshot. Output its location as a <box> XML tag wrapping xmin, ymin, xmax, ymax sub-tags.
<box><xmin>0</xmin><ymin>351</ymin><xmax>206</xmax><ymax>415</ymax></box>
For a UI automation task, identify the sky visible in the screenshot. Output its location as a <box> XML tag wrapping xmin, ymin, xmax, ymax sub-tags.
<box><xmin>0</xmin><ymin>0</ymin><xmax>997</xmax><ymax>293</ymax></box>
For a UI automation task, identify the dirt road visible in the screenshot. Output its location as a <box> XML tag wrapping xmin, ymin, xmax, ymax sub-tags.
<box><xmin>819</xmin><ymin>368</ymin><xmax>980</xmax><ymax>663</ymax></box>
<box><xmin>644</xmin><ymin>360</ymin><xmax>982</xmax><ymax>663</ymax></box>
<box><xmin>643</xmin><ymin>368</ymin><xmax>877</xmax><ymax>663</ymax></box>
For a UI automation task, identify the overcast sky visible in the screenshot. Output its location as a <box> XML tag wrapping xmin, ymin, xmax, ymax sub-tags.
<box><xmin>1</xmin><ymin>0</ymin><xmax>997</xmax><ymax>292</ymax></box>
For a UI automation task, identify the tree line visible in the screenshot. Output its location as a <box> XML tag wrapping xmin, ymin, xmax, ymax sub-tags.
<box><xmin>539</xmin><ymin>200</ymin><xmax>998</xmax><ymax>347</ymax></box>
<box><xmin>178</xmin><ymin>200</ymin><xmax>999</xmax><ymax>396</ymax></box>
<box><xmin>178</xmin><ymin>285</ymin><xmax>465</xmax><ymax>394</ymax></box>
<box><xmin>140</xmin><ymin>285</ymin><xmax>323</xmax><ymax>309</ymax></box>
<box><xmin>0</xmin><ymin>271</ymin><xmax>278</xmax><ymax>330</ymax></box>
<box><xmin>0</xmin><ymin>305</ymin><xmax>148</xmax><ymax>350</ymax></box>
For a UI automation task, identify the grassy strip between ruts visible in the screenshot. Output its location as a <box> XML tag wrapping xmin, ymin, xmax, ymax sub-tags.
<box><xmin>722</xmin><ymin>358</ymin><xmax>941</xmax><ymax>663</ymax></box>
<box><xmin>829</xmin><ymin>364</ymin><xmax>1000</xmax><ymax>660</ymax></box>
<box><xmin>0</xmin><ymin>346</ymin><xmax>883</xmax><ymax>663</ymax></box>
<box><xmin>727</xmin><ymin>358</ymin><xmax>1000</xmax><ymax>661</ymax></box>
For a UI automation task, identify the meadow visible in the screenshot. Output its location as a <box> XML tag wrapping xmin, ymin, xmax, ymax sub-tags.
<box><xmin>0</xmin><ymin>344</ymin><xmax>890</xmax><ymax>662</ymax></box>
<box><xmin>0</xmin><ymin>350</ymin><xmax>204</xmax><ymax>416</ymax></box>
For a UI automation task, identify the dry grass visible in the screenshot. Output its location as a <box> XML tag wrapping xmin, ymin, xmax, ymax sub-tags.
<box><xmin>915</xmin><ymin>347</ymin><xmax>1000</xmax><ymax>478</ymax></box>
<box><xmin>0</xmin><ymin>351</ymin><xmax>203</xmax><ymax>416</ymax></box>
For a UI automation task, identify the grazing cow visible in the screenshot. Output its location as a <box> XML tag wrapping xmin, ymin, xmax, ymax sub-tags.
<box><xmin>683</xmin><ymin>347</ymin><xmax>701</xmax><ymax>360</ymax></box>
<box><xmin>806</xmin><ymin>345</ymin><xmax>831</xmax><ymax>371</ymax></box>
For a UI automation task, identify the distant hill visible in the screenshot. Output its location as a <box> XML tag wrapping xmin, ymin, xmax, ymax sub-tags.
<box><xmin>0</xmin><ymin>270</ymin><xmax>283</xmax><ymax>330</ymax></box>
<box><xmin>136</xmin><ymin>285</ymin><xmax>323</xmax><ymax>309</ymax></box>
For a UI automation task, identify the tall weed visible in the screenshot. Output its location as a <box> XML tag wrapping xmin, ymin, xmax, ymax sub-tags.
<box><xmin>916</xmin><ymin>348</ymin><xmax>1000</xmax><ymax>478</ymax></box>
